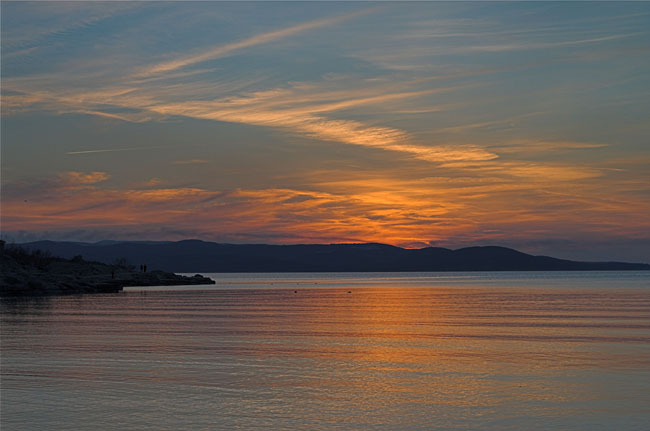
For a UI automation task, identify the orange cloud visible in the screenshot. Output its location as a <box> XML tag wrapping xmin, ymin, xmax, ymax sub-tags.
<box><xmin>134</xmin><ymin>178</ymin><xmax>164</xmax><ymax>187</ymax></box>
<box><xmin>4</xmin><ymin>166</ymin><xmax>648</xmax><ymax>249</ymax></box>
<box><xmin>3</xmin><ymin>69</ymin><xmax>490</xmax><ymax>164</ymax></box>
<box><xmin>57</xmin><ymin>171</ymin><xmax>110</xmax><ymax>185</ymax></box>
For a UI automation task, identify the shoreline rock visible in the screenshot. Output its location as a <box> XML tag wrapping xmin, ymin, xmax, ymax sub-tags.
<box><xmin>1</xmin><ymin>247</ymin><xmax>215</xmax><ymax>296</ymax></box>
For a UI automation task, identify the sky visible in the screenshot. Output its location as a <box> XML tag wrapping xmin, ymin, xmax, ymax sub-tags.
<box><xmin>1</xmin><ymin>1</ymin><xmax>649</xmax><ymax>262</ymax></box>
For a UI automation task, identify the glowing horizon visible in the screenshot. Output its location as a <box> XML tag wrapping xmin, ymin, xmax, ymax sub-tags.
<box><xmin>1</xmin><ymin>2</ymin><xmax>649</xmax><ymax>262</ymax></box>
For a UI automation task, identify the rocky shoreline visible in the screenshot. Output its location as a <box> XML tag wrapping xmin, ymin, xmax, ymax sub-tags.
<box><xmin>1</xmin><ymin>245</ymin><xmax>215</xmax><ymax>296</ymax></box>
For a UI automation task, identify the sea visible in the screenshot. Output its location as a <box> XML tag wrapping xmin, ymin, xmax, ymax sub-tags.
<box><xmin>1</xmin><ymin>271</ymin><xmax>649</xmax><ymax>430</ymax></box>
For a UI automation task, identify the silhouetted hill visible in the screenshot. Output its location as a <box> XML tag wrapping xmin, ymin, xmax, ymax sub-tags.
<box><xmin>16</xmin><ymin>240</ymin><xmax>650</xmax><ymax>272</ymax></box>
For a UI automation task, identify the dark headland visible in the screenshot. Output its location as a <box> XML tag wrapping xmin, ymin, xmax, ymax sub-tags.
<box><xmin>14</xmin><ymin>239</ymin><xmax>650</xmax><ymax>273</ymax></box>
<box><xmin>1</xmin><ymin>242</ymin><xmax>215</xmax><ymax>296</ymax></box>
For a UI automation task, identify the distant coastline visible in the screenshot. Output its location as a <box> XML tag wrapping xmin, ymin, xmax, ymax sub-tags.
<box><xmin>13</xmin><ymin>240</ymin><xmax>650</xmax><ymax>273</ymax></box>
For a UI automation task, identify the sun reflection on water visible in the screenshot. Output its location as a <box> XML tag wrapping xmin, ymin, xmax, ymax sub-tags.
<box><xmin>2</xmin><ymin>277</ymin><xmax>650</xmax><ymax>430</ymax></box>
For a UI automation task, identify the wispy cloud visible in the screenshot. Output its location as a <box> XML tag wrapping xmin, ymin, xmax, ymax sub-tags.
<box><xmin>57</xmin><ymin>171</ymin><xmax>110</xmax><ymax>185</ymax></box>
<box><xmin>452</xmin><ymin>33</ymin><xmax>643</xmax><ymax>54</ymax></box>
<box><xmin>354</xmin><ymin>9</ymin><xmax>646</xmax><ymax>72</ymax></box>
<box><xmin>133</xmin><ymin>178</ymin><xmax>164</xmax><ymax>187</ymax></box>
<box><xmin>137</xmin><ymin>8</ymin><xmax>376</xmax><ymax>77</ymax></box>
<box><xmin>491</xmin><ymin>140</ymin><xmax>608</xmax><ymax>155</ymax></box>
<box><xmin>145</xmin><ymin>84</ymin><xmax>497</xmax><ymax>163</ymax></box>
<box><xmin>172</xmin><ymin>159</ymin><xmax>210</xmax><ymax>165</ymax></box>
<box><xmin>1</xmin><ymin>2</ymin><xmax>139</xmax><ymax>50</ymax></box>
<box><xmin>66</xmin><ymin>146</ymin><xmax>167</xmax><ymax>155</ymax></box>
<box><xmin>5</xmin><ymin>69</ymin><xmax>493</xmax><ymax>163</ymax></box>
<box><xmin>433</xmin><ymin>112</ymin><xmax>544</xmax><ymax>134</ymax></box>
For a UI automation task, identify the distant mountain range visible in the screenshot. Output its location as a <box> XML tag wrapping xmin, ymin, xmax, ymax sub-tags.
<box><xmin>16</xmin><ymin>240</ymin><xmax>650</xmax><ymax>272</ymax></box>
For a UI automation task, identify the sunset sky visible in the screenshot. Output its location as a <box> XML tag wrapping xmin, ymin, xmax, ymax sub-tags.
<box><xmin>2</xmin><ymin>2</ymin><xmax>649</xmax><ymax>261</ymax></box>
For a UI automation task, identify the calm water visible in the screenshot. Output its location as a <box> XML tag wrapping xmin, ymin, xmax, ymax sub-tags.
<box><xmin>2</xmin><ymin>272</ymin><xmax>649</xmax><ymax>430</ymax></box>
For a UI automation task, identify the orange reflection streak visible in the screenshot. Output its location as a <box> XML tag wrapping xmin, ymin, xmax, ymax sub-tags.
<box><xmin>227</xmin><ymin>286</ymin><xmax>648</xmax><ymax>408</ymax></box>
